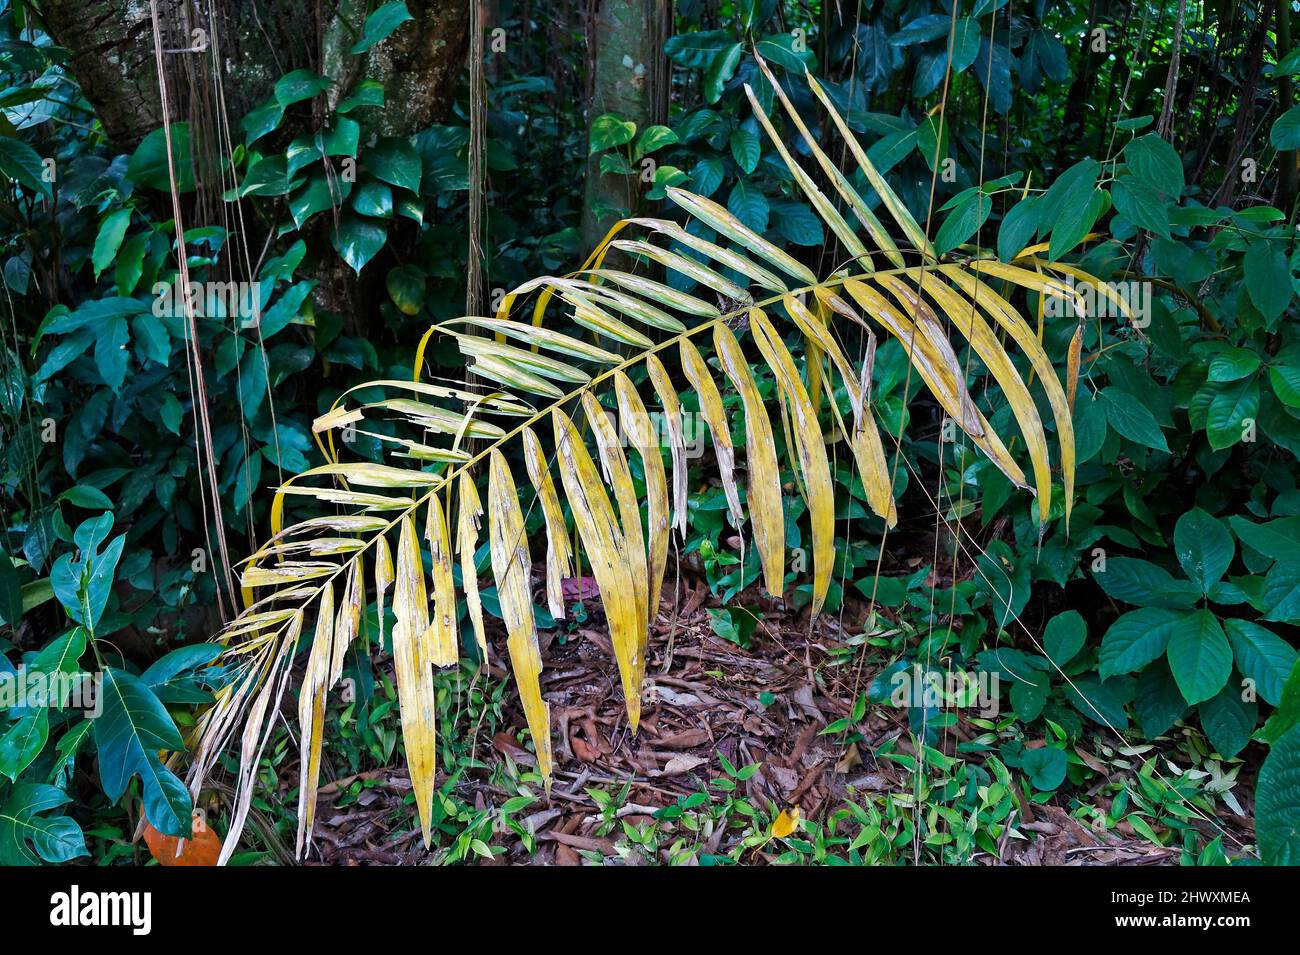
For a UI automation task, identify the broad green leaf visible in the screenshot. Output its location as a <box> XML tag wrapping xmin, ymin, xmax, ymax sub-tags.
<box><xmin>1094</xmin><ymin>556</ymin><xmax>1199</xmax><ymax>609</ymax></box>
<box><xmin>1133</xmin><ymin>661</ymin><xmax>1186</xmax><ymax>737</ymax></box>
<box><xmin>126</xmin><ymin>124</ymin><xmax>195</xmax><ymax>192</ymax></box>
<box><xmin>1243</xmin><ymin>240</ymin><xmax>1292</xmax><ymax>322</ymax></box>
<box><xmin>949</xmin><ymin>18</ymin><xmax>982</xmax><ymax>72</ymax></box>
<box><xmin>888</xmin><ymin>14</ymin><xmax>951</xmax><ymax>46</ymax></box>
<box><xmin>1100</xmin><ymin>386</ymin><xmax>1168</xmax><ymax>451</ymax></box>
<box><xmin>727</xmin><ymin>178</ymin><xmax>769</xmax><ymax>232</ymax></box>
<box><xmin>0</xmin><ymin>548</ymin><xmax>20</xmax><ymax>626</ymax></box>
<box><xmin>1021</xmin><ymin>746</ymin><xmax>1066</xmax><ymax>791</ymax></box>
<box><xmin>1224</xmin><ymin>619</ymin><xmax>1296</xmax><ymax>708</ymax></box>
<box><xmin>333</xmin><ymin>215</ymin><xmax>387</xmax><ymax>274</ymax></box>
<box><xmin>934</xmin><ymin>192</ymin><xmax>991</xmax><ymax>255</ymax></box>
<box><xmin>0</xmin><ymin>137</ymin><xmax>50</xmax><ymax>198</ymax></box>
<box><xmin>729</xmin><ymin>127</ymin><xmax>760</xmax><ymax>174</ymax></box>
<box><xmin>1043</xmin><ymin>610</ymin><xmax>1086</xmax><ymax>666</ymax></box>
<box><xmin>132</xmin><ymin>313</ymin><xmax>170</xmax><ymax>365</ymax></box>
<box><xmin>241</xmin><ymin>155</ymin><xmax>302</xmax><ymax>197</ymax></box>
<box><xmin>349</xmin><ymin>1</ymin><xmax>413</xmax><ymax>54</ymax></box>
<box><xmin>386</xmin><ymin>264</ymin><xmax>425</xmax><ymax>316</ymax></box>
<box><xmin>0</xmin><ymin>710</ymin><xmax>48</xmax><ymax>780</ymax></box>
<box><xmin>1230</xmin><ymin>515</ymin><xmax>1300</xmax><ymax>564</ymax></box>
<box><xmin>275</xmin><ymin>69</ymin><xmax>330</xmax><ymax>107</ymax></box>
<box><xmin>997</xmin><ymin>197</ymin><xmax>1039</xmax><ymax>262</ymax></box>
<box><xmin>1262</xmin><ymin>563</ymin><xmax>1300</xmax><ymax>624</ymax></box>
<box><xmin>1256</xmin><ymin>723</ymin><xmax>1300</xmax><ymax>864</ymax></box>
<box><xmin>1112</xmin><ymin>179</ymin><xmax>1170</xmax><ymax>238</ymax></box>
<box><xmin>589</xmin><ymin>113</ymin><xmax>637</xmax><ymax>153</ymax></box>
<box><xmin>1205</xmin><ymin>376</ymin><xmax>1260</xmax><ymax>450</ymax></box>
<box><xmin>1270</xmin><ymin>105</ymin><xmax>1300</xmax><ymax>150</ymax></box>
<box><xmin>351</xmin><ymin>179</ymin><xmax>394</xmax><ymax>218</ymax></box>
<box><xmin>1166</xmin><ymin>610</ymin><xmax>1233</xmax><ymax>705</ymax></box>
<box><xmin>1099</xmin><ymin>607</ymin><xmax>1183</xmax><ymax>680</ymax></box>
<box><xmin>704</xmin><ymin>43</ymin><xmax>743</xmax><ymax>104</ymax></box>
<box><xmin>1124</xmin><ymin>133</ymin><xmax>1184</xmax><ymax>198</ymax></box>
<box><xmin>1173</xmin><ymin>507</ymin><xmax>1233</xmax><ymax>594</ymax></box>
<box><xmin>0</xmin><ymin>784</ymin><xmax>87</xmax><ymax>865</ymax></box>
<box><xmin>91</xmin><ymin>209</ymin><xmax>132</xmax><ymax>279</ymax></box>
<box><xmin>636</xmin><ymin>125</ymin><xmax>677</xmax><ymax>156</ymax></box>
<box><xmin>1063</xmin><ymin>673</ymin><xmax>1129</xmax><ymax>730</ymax></box>
<box><xmin>49</xmin><ymin>515</ymin><xmax>125</xmax><ymax>633</ymax></box>
<box><xmin>1207</xmin><ymin>346</ymin><xmax>1261</xmax><ymax>382</ymax></box>
<box><xmin>1198</xmin><ymin>683</ymin><xmax>1257</xmax><ymax>758</ymax></box>
<box><xmin>338</xmin><ymin>79</ymin><xmax>385</xmax><ymax>114</ymax></box>
<box><xmin>94</xmin><ymin>668</ymin><xmax>192</xmax><ymax>837</ymax></box>
<box><xmin>363</xmin><ymin>137</ymin><xmax>421</xmax><ymax>192</ymax></box>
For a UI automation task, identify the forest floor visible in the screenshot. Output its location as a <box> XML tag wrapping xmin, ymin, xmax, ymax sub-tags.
<box><xmin>285</xmin><ymin>557</ymin><xmax>1257</xmax><ymax>866</ymax></box>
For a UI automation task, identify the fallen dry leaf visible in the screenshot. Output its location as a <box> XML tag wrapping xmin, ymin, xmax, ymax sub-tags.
<box><xmin>771</xmin><ymin>807</ymin><xmax>800</xmax><ymax>839</ymax></box>
<box><xmin>143</xmin><ymin>814</ymin><xmax>223</xmax><ymax>866</ymax></box>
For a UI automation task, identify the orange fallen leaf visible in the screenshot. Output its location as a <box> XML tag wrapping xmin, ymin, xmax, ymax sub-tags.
<box><xmin>143</xmin><ymin>813</ymin><xmax>223</xmax><ymax>866</ymax></box>
<box><xmin>771</xmin><ymin>807</ymin><xmax>800</xmax><ymax>839</ymax></box>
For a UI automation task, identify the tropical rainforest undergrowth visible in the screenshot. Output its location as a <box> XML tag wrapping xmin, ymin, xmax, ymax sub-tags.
<box><xmin>1</xmin><ymin>0</ymin><xmax>1299</xmax><ymax>867</ymax></box>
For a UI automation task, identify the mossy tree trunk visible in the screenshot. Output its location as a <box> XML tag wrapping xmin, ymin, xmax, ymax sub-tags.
<box><xmin>580</xmin><ymin>0</ymin><xmax>670</xmax><ymax>252</ymax></box>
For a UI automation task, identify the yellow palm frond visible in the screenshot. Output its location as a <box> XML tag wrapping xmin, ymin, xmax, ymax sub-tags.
<box><xmin>190</xmin><ymin>64</ymin><xmax>1108</xmax><ymax>863</ymax></box>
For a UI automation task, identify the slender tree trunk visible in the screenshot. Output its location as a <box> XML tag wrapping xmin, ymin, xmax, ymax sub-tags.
<box><xmin>1211</xmin><ymin>10</ymin><xmax>1269</xmax><ymax>209</ymax></box>
<box><xmin>1277</xmin><ymin>0</ymin><xmax>1297</xmax><ymax>213</ymax></box>
<box><xmin>580</xmin><ymin>0</ymin><xmax>670</xmax><ymax>252</ymax></box>
<box><xmin>1156</xmin><ymin>0</ymin><xmax>1188</xmax><ymax>141</ymax></box>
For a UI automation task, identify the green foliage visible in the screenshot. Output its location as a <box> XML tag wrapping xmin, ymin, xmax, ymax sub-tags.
<box><xmin>0</xmin><ymin>0</ymin><xmax>1297</xmax><ymax>865</ymax></box>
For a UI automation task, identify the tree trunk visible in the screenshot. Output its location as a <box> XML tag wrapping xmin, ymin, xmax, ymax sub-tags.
<box><xmin>39</xmin><ymin>0</ymin><xmax>469</xmax><ymax>150</ymax></box>
<box><xmin>580</xmin><ymin>0</ymin><xmax>670</xmax><ymax>252</ymax></box>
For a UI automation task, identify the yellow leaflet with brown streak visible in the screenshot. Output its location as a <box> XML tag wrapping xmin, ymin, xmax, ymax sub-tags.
<box><xmin>836</xmin><ymin>281</ymin><xmax>1028</xmax><ymax>488</ymax></box>
<box><xmin>522</xmin><ymin>425</ymin><xmax>573</xmax><ymax>621</ymax></box>
<box><xmin>962</xmin><ymin>259</ymin><xmax>1087</xmax><ymax>316</ymax></box>
<box><xmin>784</xmin><ymin>295</ymin><xmax>897</xmax><ymax>526</ymax></box>
<box><xmin>456</xmin><ymin>471</ymin><xmax>488</xmax><ymax>660</ymax></box>
<box><xmin>666</xmin><ymin>187</ymin><xmax>818</xmax><ymax>285</ymax></box>
<box><xmin>375</xmin><ymin>534</ymin><xmax>393</xmax><ymax>653</ymax></box>
<box><xmin>645</xmin><ymin>354</ymin><xmax>689</xmax><ymax>537</ymax></box>
<box><xmin>1067</xmin><ymin>323</ymin><xmax>1083</xmax><ymax>414</ymax></box>
<box><xmin>939</xmin><ymin>267</ymin><xmax>1077</xmax><ymax>526</ymax></box>
<box><xmin>679</xmin><ymin>337</ymin><xmax>743</xmax><ymax>525</ymax></box>
<box><xmin>871</xmin><ymin>276</ymin><xmax>984</xmax><ymax>432</ymax></box>
<box><xmin>753</xmin><ymin>54</ymin><xmax>904</xmax><ymax>268</ymax></box>
<box><xmin>803</xmin><ymin>70</ymin><xmax>935</xmax><ymax>261</ymax></box>
<box><xmin>296</xmin><ymin>582</ymin><xmax>333</xmax><ymax>858</ymax></box>
<box><xmin>424</xmin><ymin>492</ymin><xmax>459</xmax><ymax>668</ymax></box>
<box><xmin>1021</xmin><ymin>257</ymin><xmax>1136</xmax><ymax>325</ymax></box>
<box><xmin>581</xmin><ymin>391</ymin><xmax>649</xmax><ymax>631</ymax></box>
<box><xmin>614</xmin><ymin>370</ymin><xmax>670</xmax><ymax>629</ymax></box>
<box><xmin>446</xmin><ymin>316</ymin><xmax>622</xmax><ymax>364</ymax></box>
<box><xmin>488</xmin><ymin>449</ymin><xmax>554</xmax><ymax>784</ymax></box>
<box><xmin>749</xmin><ymin>309</ymin><xmax>835</xmax><ymax>614</ymax></box>
<box><xmin>627</xmin><ymin>217</ymin><xmax>789</xmax><ymax>292</ymax></box>
<box><xmin>832</xmin><ymin>282</ymin><xmax>981</xmax><ymax>436</ymax></box>
<box><xmin>896</xmin><ymin>272</ymin><xmax>1053</xmax><ymax>525</ymax></box>
<box><xmin>330</xmin><ymin>561</ymin><xmax>361</xmax><ymax>686</ymax></box>
<box><xmin>741</xmin><ymin>83</ymin><xmax>873</xmax><ymax>271</ymax></box>
<box><xmin>392</xmin><ymin>513</ymin><xmax>437</xmax><ymax>846</ymax></box>
<box><xmin>219</xmin><ymin>622</ymin><xmax>297</xmax><ymax>865</ymax></box>
<box><xmin>611</xmin><ymin>238</ymin><xmax>752</xmax><ymax>304</ymax></box>
<box><xmin>552</xmin><ymin>407</ymin><xmax>645</xmax><ymax>731</ymax></box>
<box><xmin>714</xmin><ymin>322</ymin><xmax>785</xmax><ymax>596</ymax></box>
<box><xmin>586</xmin><ymin>268</ymin><xmax>720</xmax><ymax>319</ymax></box>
